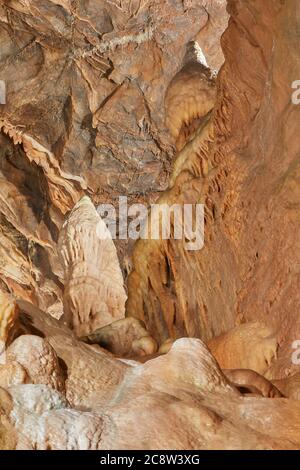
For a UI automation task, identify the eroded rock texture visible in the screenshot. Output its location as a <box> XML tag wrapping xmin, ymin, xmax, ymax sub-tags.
<box><xmin>127</xmin><ymin>0</ymin><xmax>300</xmax><ymax>382</ymax></box>
<box><xmin>0</xmin><ymin>0</ymin><xmax>227</xmax><ymax>311</ymax></box>
<box><xmin>0</xmin><ymin>0</ymin><xmax>300</xmax><ymax>451</ymax></box>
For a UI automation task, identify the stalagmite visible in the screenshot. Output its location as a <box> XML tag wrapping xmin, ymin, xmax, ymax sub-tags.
<box><xmin>58</xmin><ymin>197</ymin><xmax>127</xmax><ymax>337</ymax></box>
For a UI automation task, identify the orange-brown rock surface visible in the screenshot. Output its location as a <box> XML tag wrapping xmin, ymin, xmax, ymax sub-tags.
<box><xmin>0</xmin><ymin>0</ymin><xmax>227</xmax><ymax>310</ymax></box>
<box><xmin>126</xmin><ymin>0</ymin><xmax>300</xmax><ymax>382</ymax></box>
<box><xmin>0</xmin><ymin>0</ymin><xmax>300</xmax><ymax>451</ymax></box>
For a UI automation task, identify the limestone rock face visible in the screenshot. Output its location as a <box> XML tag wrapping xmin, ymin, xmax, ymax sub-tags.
<box><xmin>0</xmin><ymin>0</ymin><xmax>227</xmax><ymax>311</ymax></box>
<box><xmin>1</xmin><ymin>0</ymin><xmax>300</xmax><ymax>452</ymax></box>
<box><xmin>126</xmin><ymin>0</ymin><xmax>300</xmax><ymax>383</ymax></box>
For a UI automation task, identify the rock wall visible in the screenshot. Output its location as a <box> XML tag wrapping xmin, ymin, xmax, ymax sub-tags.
<box><xmin>0</xmin><ymin>0</ymin><xmax>227</xmax><ymax>316</ymax></box>
<box><xmin>0</xmin><ymin>0</ymin><xmax>300</xmax><ymax>450</ymax></box>
<box><xmin>127</xmin><ymin>0</ymin><xmax>300</xmax><ymax>382</ymax></box>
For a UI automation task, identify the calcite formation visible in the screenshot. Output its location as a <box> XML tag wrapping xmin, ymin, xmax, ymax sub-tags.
<box><xmin>0</xmin><ymin>0</ymin><xmax>300</xmax><ymax>452</ymax></box>
<box><xmin>126</xmin><ymin>0</ymin><xmax>300</xmax><ymax>381</ymax></box>
<box><xmin>58</xmin><ymin>196</ymin><xmax>127</xmax><ymax>336</ymax></box>
<box><xmin>165</xmin><ymin>42</ymin><xmax>217</xmax><ymax>151</ymax></box>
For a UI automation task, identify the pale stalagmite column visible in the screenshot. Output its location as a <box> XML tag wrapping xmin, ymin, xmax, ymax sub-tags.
<box><xmin>58</xmin><ymin>196</ymin><xmax>127</xmax><ymax>337</ymax></box>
